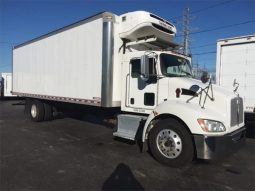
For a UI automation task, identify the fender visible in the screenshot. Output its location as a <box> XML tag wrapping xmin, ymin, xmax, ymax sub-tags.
<box><xmin>142</xmin><ymin>100</ymin><xmax>227</xmax><ymax>143</ymax></box>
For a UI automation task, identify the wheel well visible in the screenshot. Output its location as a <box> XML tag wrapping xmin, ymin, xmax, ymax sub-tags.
<box><xmin>146</xmin><ymin>114</ymin><xmax>197</xmax><ymax>157</ymax></box>
<box><xmin>151</xmin><ymin>114</ymin><xmax>192</xmax><ymax>134</ymax></box>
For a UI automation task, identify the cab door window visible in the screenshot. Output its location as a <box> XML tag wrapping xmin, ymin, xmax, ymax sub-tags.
<box><xmin>130</xmin><ymin>58</ymin><xmax>157</xmax><ymax>82</ymax></box>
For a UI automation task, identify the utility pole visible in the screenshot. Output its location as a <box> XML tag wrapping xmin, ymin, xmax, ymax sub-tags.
<box><xmin>182</xmin><ymin>7</ymin><xmax>190</xmax><ymax>56</ymax></box>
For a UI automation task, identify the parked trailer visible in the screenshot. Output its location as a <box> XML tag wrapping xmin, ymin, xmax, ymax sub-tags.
<box><xmin>0</xmin><ymin>73</ymin><xmax>16</xmax><ymax>98</ymax></box>
<box><xmin>13</xmin><ymin>11</ymin><xmax>245</xmax><ymax>166</ymax></box>
<box><xmin>216</xmin><ymin>35</ymin><xmax>255</xmax><ymax>136</ymax></box>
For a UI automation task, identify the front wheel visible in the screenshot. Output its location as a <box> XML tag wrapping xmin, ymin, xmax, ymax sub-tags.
<box><xmin>149</xmin><ymin>118</ymin><xmax>194</xmax><ymax>167</ymax></box>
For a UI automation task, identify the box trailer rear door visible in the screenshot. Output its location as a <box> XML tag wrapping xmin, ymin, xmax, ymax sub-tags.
<box><xmin>217</xmin><ymin>41</ymin><xmax>255</xmax><ymax>112</ymax></box>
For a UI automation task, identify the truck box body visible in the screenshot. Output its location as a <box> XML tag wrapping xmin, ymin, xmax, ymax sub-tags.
<box><xmin>1</xmin><ymin>73</ymin><xmax>16</xmax><ymax>97</ymax></box>
<box><xmin>216</xmin><ymin>35</ymin><xmax>255</xmax><ymax>113</ymax></box>
<box><xmin>12</xmin><ymin>11</ymin><xmax>177</xmax><ymax>108</ymax></box>
<box><xmin>13</xmin><ymin>12</ymin><xmax>121</xmax><ymax>107</ymax></box>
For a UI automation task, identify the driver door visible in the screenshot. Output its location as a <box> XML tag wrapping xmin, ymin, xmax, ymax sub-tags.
<box><xmin>126</xmin><ymin>58</ymin><xmax>158</xmax><ymax>112</ymax></box>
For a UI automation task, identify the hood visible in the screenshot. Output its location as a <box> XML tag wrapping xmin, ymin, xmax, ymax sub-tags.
<box><xmin>168</xmin><ymin>77</ymin><xmax>234</xmax><ymax>100</ymax></box>
<box><xmin>156</xmin><ymin>76</ymin><xmax>244</xmax><ymax>133</ymax></box>
<box><xmin>167</xmin><ymin>77</ymin><xmax>237</xmax><ymax>123</ymax></box>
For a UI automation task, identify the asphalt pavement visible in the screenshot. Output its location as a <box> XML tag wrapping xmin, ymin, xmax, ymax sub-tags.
<box><xmin>0</xmin><ymin>100</ymin><xmax>255</xmax><ymax>191</ymax></box>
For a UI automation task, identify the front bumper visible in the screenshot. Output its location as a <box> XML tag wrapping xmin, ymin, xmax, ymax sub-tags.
<box><xmin>194</xmin><ymin>127</ymin><xmax>246</xmax><ymax>159</ymax></box>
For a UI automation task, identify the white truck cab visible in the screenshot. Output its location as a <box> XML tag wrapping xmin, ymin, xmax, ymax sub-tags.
<box><xmin>12</xmin><ymin>11</ymin><xmax>245</xmax><ymax>167</ymax></box>
<box><xmin>115</xmin><ymin>47</ymin><xmax>245</xmax><ymax>166</ymax></box>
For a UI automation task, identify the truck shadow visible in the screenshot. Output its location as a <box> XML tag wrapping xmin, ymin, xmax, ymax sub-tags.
<box><xmin>62</xmin><ymin>111</ymin><xmax>118</xmax><ymax>130</ymax></box>
<box><xmin>54</xmin><ymin>103</ymin><xmax>120</xmax><ymax>130</ymax></box>
<box><xmin>0</xmin><ymin>97</ymin><xmax>24</xmax><ymax>102</ymax></box>
<box><xmin>54</xmin><ymin>104</ymin><xmax>145</xmax><ymax>150</ymax></box>
<box><xmin>245</xmin><ymin>113</ymin><xmax>255</xmax><ymax>138</ymax></box>
<box><xmin>102</xmin><ymin>163</ymin><xmax>144</xmax><ymax>191</ymax></box>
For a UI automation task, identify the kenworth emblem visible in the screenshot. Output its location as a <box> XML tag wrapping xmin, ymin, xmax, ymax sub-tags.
<box><xmin>233</xmin><ymin>79</ymin><xmax>239</xmax><ymax>93</ymax></box>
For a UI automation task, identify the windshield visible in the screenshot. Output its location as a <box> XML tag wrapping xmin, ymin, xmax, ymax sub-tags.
<box><xmin>160</xmin><ymin>53</ymin><xmax>192</xmax><ymax>77</ymax></box>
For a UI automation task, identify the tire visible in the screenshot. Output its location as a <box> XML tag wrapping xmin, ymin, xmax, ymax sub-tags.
<box><xmin>148</xmin><ymin>118</ymin><xmax>194</xmax><ymax>167</ymax></box>
<box><xmin>30</xmin><ymin>100</ymin><xmax>45</xmax><ymax>122</ymax></box>
<box><xmin>43</xmin><ymin>102</ymin><xmax>53</xmax><ymax>121</ymax></box>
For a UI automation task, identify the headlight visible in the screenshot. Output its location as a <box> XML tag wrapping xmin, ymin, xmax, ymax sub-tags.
<box><xmin>197</xmin><ymin>119</ymin><xmax>226</xmax><ymax>132</ymax></box>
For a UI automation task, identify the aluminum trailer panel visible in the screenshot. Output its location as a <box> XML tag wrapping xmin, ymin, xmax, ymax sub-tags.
<box><xmin>13</xmin><ymin>12</ymin><xmax>119</xmax><ymax>107</ymax></box>
<box><xmin>216</xmin><ymin>35</ymin><xmax>255</xmax><ymax>112</ymax></box>
<box><xmin>1</xmin><ymin>73</ymin><xmax>16</xmax><ymax>97</ymax></box>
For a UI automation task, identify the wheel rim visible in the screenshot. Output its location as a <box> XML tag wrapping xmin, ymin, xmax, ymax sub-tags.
<box><xmin>31</xmin><ymin>104</ymin><xmax>37</xmax><ymax>118</ymax></box>
<box><xmin>156</xmin><ymin>129</ymin><xmax>182</xmax><ymax>159</ymax></box>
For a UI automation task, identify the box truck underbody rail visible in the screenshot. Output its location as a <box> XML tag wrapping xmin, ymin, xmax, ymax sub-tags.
<box><xmin>12</xmin><ymin>92</ymin><xmax>101</xmax><ymax>106</ymax></box>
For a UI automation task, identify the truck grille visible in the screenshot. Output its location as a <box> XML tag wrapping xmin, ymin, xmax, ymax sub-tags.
<box><xmin>230</xmin><ymin>97</ymin><xmax>244</xmax><ymax>126</ymax></box>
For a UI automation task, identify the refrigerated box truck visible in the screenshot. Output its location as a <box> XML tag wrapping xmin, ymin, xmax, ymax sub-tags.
<box><xmin>13</xmin><ymin>11</ymin><xmax>246</xmax><ymax>166</ymax></box>
<box><xmin>0</xmin><ymin>73</ymin><xmax>16</xmax><ymax>98</ymax></box>
<box><xmin>216</xmin><ymin>35</ymin><xmax>255</xmax><ymax>134</ymax></box>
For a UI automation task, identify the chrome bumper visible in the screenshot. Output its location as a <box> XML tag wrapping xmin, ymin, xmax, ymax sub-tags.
<box><xmin>194</xmin><ymin>127</ymin><xmax>246</xmax><ymax>159</ymax></box>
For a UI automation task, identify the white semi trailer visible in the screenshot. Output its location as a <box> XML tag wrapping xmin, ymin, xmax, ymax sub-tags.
<box><xmin>216</xmin><ymin>35</ymin><xmax>255</xmax><ymax>135</ymax></box>
<box><xmin>13</xmin><ymin>11</ymin><xmax>245</xmax><ymax>166</ymax></box>
<box><xmin>0</xmin><ymin>73</ymin><xmax>16</xmax><ymax>98</ymax></box>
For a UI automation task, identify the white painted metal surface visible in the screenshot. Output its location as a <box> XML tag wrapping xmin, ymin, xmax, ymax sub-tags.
<box><xmin>216</xmin><ymin>35</ymin><xmax>255</xmax><ymax>112</ymax></box>
<box><xmin>118</xmin><ymin>50</ymin><xmax>243</xmax><ymax>141</ymax></box>
<box><xmin>1</xmin><ymin>73</ymin><xmax>16</xmax><ymax>97</ymax></box>
<box><xmin>13</xmin><ymin>18</ymin><xmax>105</xmax><ymax>104</ymax></box>
<box><xmin>119</xmin><ymin>11</ymin><xmax>176</xmax><ymax>43</ymax></box>
<box><xmin>12</xmin><ymin>11</ymin><xmax>177</xmax><ymax>107</ymax></box>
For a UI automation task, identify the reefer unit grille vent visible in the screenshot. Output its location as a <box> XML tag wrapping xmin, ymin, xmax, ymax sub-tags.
<box><xmin>152</xmin><ymin>23</ymin><xmax>175</xmax><ymax>35</ymax></box>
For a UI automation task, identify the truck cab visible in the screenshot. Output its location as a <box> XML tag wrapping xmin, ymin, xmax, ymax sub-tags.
<box><xmin>114</xmin><ymin>48</ymin><xmax>245</xmax><ymax>166</ymax></box>
<box><xmin>122</xmin><ymin>51</ymin><xmax>192</xmax><ymax>114</ymax></box>
<box><xmin>113</xmin><ymin>12</ymin><xmax>246</xmax><ymax>166</ymax></box>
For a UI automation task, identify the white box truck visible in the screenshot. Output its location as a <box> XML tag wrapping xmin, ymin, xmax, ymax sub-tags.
<box><xmin>216</xmin><ymin>35</ymin><xmax>255</xmax><ymax>136</ymax></box>
<box><xmin>0</xmin><ymin>73</ymin><xmax>16</xmax><ymax>98</ymax></box>
<box><xmin>13</xmin><ymin>11</ymin><xmax>246</xmax><ymax>166</ymax></box>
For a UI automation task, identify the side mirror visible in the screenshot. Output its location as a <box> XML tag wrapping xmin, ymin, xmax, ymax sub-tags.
<box><xmin>140</xmin><ymin>55</ymin><xmax>149</xmax><ymax>81</ymax></box>
<box><xmin>201</xmin><ymin>71</ymin><xmax>209</xmax><ymax>83</ymax></box>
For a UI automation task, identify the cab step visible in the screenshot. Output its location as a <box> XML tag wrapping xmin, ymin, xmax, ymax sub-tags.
<box><xmin>113</xmin><ymin>114</ymin><xmax>147</xmax><ymax>141</ymax></box>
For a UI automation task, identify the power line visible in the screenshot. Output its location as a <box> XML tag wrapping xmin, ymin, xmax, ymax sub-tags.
<box><xmin>176</xmin><ymin>0</ymin><xmax>236</xmax><ymax>55</ymax></box>
<box><xmin>192</xmin><ymin>51</ymin><xmax>216</xmax><ymax>55</ymax></box>
<box><xmin>177</xmin><ymin>20</ymin><xmax>255</xmax><ymax>37</ymax></box>
<box><xmin>191</xmin><ymin>20</ymin><xmax>255</xmax><ymax>35</ymax></box>
<box><xmin>191</xmin><ymin>43</ymin><xmax>215</xmax><ymax>49</ymax></box>
<box><xmin>170</xmin><ymin>0</ymin><xmax>236</xmax><ymax>20</ymax></box>
<box><xmin>190</xmin><ymin>0</ymin><xmax>235</xmax><ymax>14</ymax></box>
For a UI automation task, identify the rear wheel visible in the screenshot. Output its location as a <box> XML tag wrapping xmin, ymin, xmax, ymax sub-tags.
<box><xmin>149</xmin><ymin>118</ymin><xmax>194</xmax><ymax>167</ymax></box>
<box><xmin>30</xmin><ymin>100</ymin><xmax>45</xmax><ymax>122</ymax></box>
<box><xmin>43</xmin><ymin>102</ymin><xmax>53</xmax><ymax>121</ymax></box>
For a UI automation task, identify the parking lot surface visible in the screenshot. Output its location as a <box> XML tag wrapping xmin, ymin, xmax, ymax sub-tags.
<box><xmin>1</xmin><ymin>100</ymin><xmax>255</xmax><ymax>191</ymax></box>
